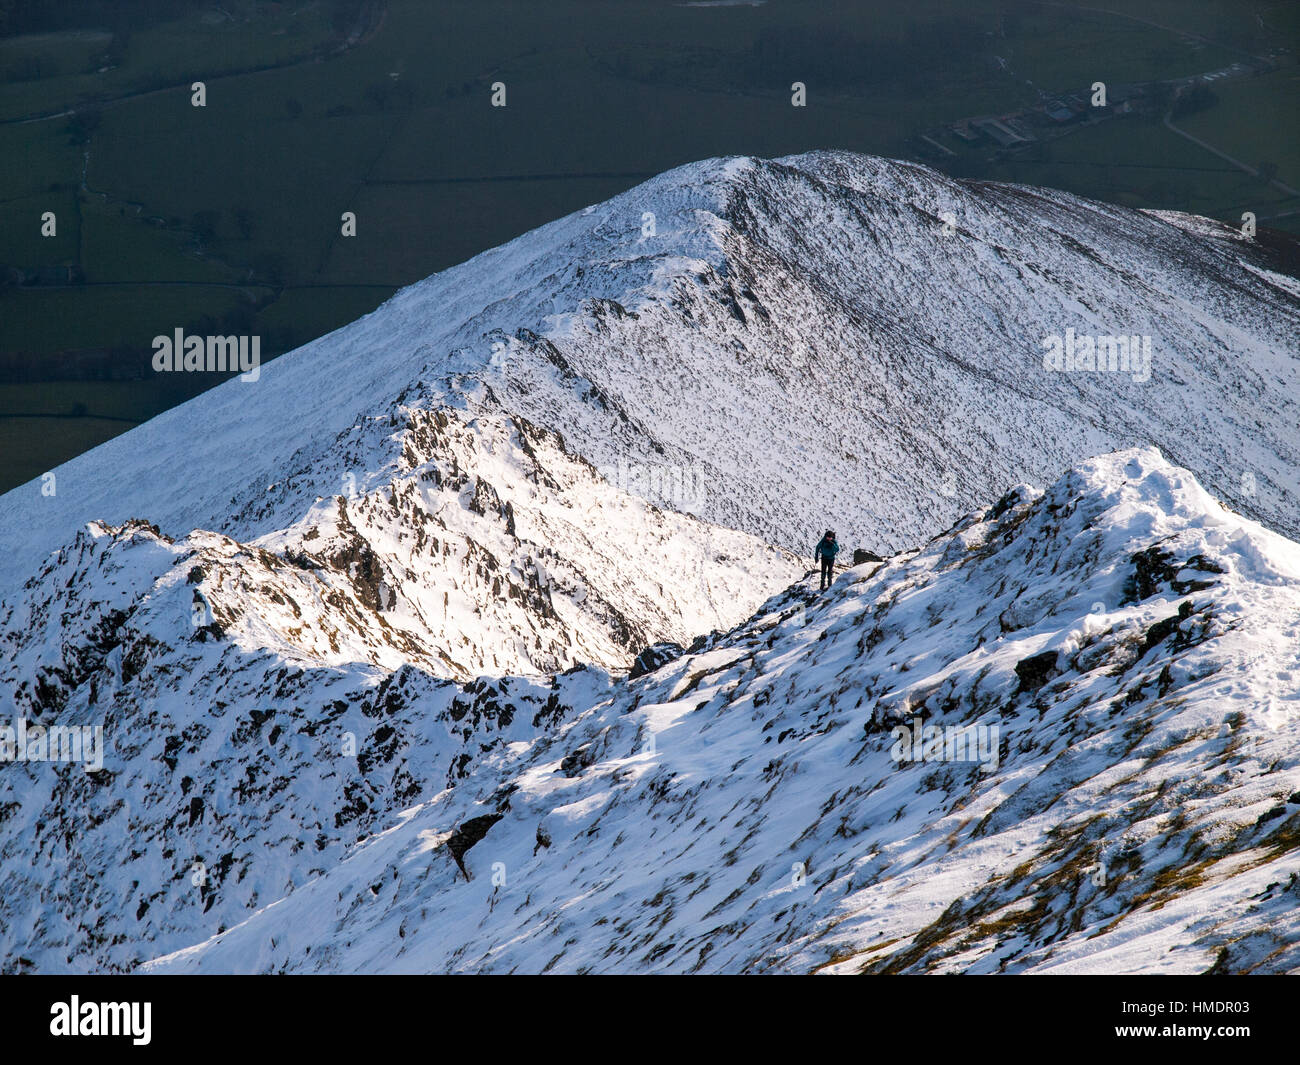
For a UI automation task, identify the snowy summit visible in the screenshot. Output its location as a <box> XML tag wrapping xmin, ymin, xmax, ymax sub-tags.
<box><xmin>0</xmin><ymin>151</ymin><xmax>1297</xmax><ymax>973</ymax></box>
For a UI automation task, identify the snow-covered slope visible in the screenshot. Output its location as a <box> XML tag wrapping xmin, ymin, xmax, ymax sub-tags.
<box><xmin>138</xmin><ymin>449</ymin><xmax>1300</xmax><ymax>974</ymax></box>
<box><xmin>1</xmin><ymin>151</ymin><xmax>1299</xmax><ymax>973</ymax></box>
<box><xmin>0</xmin><ymin>403</ymin><xmax>795</xmax><ymax>971</ymax></box>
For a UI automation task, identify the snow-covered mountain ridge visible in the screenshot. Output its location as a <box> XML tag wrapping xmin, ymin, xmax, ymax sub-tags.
<box><xmin>1</xmin><ymin>150</ymin><xmax>1298</xmax><ymax>973</ymax></box>
<box><xmin>3</xmin><ymin>151</ymin><xmax>1298</xmax><ymax>585</ymax></box>
<box><xmin>140</xmin><ymin>449</ymin><xmax>1300</xmax><ymax>974</ymax></box>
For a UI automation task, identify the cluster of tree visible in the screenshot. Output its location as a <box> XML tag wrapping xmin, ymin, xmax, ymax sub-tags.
<box><xmin>173</xmin><ymin>206</ymin><xmax>289</xmax><ymax>284</ymax></box>
<box><xmin>64</xmin><ymin>106</ymin><xmax>102</xmax><ymax>145</ymax></box>
<box><xmin>1171</xmin><ymin>82</ymin><xmax>1219</xmax><ymax>120</ymax></box>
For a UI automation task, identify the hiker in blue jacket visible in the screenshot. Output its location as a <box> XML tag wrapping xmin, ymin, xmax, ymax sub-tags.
<box><xmin>815</xmin><ymin>530</ymin><xmax>840</xmax><ymax>590</ymax></box>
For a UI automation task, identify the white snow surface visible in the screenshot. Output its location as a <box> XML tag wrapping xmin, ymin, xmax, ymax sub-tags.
<box><xmin>1</xmin><ymin>151</ymin><xmax>1298</xmax><ymax>973</ymax></box>
<box><xmin>138</xmin><ymin>448</ymin><xmax>1300</xmax><ymax>974</ymax></box>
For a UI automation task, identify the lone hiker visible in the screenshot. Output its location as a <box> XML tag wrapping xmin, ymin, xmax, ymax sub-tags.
<box><xmin>814</xmin><ymin>530</ymin><xmax>840</xmax><ymax>591</ymax></box>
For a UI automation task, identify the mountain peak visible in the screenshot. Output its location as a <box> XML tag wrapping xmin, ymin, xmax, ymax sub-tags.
<box><xmin>2</xmin><ymin>153</ymin><xmax>1298</xmax><ymax>973</ymax></box>
<box><xmin>4</xmin><ymin>150</ymin><xmax>1297</xmax><ymax>582</ymax></box>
